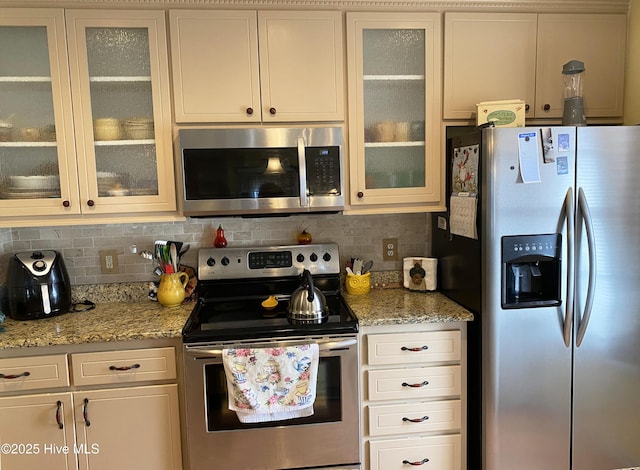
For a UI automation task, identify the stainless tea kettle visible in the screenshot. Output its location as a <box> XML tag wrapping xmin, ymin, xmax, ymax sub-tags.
<box><xmin>287</xmin><ymin>269</ymin><xmax>328</xmax><ymax>322</ymax></box>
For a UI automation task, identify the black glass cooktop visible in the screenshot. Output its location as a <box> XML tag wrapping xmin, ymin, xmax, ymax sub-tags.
<box><xmin>182</xmin><ymin>276</ymin><xmax>358</xmax><ymax>343</ymax></box>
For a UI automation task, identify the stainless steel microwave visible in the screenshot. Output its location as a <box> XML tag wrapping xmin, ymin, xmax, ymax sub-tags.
<box><xmin>176</xmin><ymin>127</ymin><xmax>344</xmax><ymax>217</ymax></box>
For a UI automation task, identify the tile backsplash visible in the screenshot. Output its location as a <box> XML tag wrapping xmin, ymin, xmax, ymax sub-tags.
<box><xmin>0</xmin><ymin>213</ymin><xmax>431</xmax><ymax>286</ymax></box>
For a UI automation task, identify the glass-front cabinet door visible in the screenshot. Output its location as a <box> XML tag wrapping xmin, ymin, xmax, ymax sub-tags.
<box><xmin>0</xmin><ymin>9</ymin><xmax>80</xmax><ymax>217</ymax></box>
<box><xmin>65</xmin><ymin>10</ymin><xmax>175</xmax><ymax>215</ymax></box>
<box><xmin>346</xmin><ymin>13</ymin><xmax>442</xmax><ymax>210</ymax></box>
<box><xmin>0</xmin><ymin>9</ymin><xmax>174</xmax><ymax>221</ymax></box>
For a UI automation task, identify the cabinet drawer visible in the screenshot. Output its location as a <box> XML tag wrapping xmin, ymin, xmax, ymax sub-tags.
<box><xmin>0</xmin><ymin>354</ymin><xmax>69</xmax><ymax>392</ymax></box>
<box><xmin>71</xmin><ymin>347</ymin><xmax>176</xmax><ymax>386</ymax></box>
<box><xmin>368</xmin><ymin>365</ymin><xmax>461</xmax><ymax>401</ymax></box>
<box><xmin>368</xmin><ymin>399</ymin><xmax>461</xmax><ymax>436</ymax></box>
<box><xmin>369</xmin><ymin>434</ymin><xmax>461</xmax><ymax>470</ymax></box>
<box><xmin>367</xmin><ymin>331</ymin><xmax>461</xmax><ymax>366</ymax></box>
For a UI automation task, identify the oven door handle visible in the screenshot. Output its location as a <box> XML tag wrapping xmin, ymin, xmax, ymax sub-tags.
<box><xmin>185</xmin><ymin>338</ymin><xmax>356</xmax><ymax>358</ymax></box>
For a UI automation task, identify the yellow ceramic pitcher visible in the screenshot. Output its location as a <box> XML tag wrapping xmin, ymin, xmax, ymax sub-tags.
<box><xmin>157</xmin><ymin>272</ymin><xmax>189</xmax><ymax>307</ymax></box>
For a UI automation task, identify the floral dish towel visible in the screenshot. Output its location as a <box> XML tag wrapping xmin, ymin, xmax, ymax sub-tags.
<box><xmin>222</xmin><ymin>344</ymin><xmax>319</xmax><ymax>423</ymax></box>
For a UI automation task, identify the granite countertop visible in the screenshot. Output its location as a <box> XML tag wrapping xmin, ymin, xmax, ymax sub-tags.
<box><xmin>343</xmin><ymin>288</ymin><xmax>474</xmax><ymax>326</ymax></box>
<box><xmin>0</xmin><ymin>279</ymin><xmax>473</xmax><ymax>350</ymax></box>
<box><xmin>0</xmin><ymin>301</ymin><xmax>193</xmax><ymax>350</ymax></box>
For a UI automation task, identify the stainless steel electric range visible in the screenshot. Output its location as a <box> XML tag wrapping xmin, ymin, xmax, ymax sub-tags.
<box><xmin>182</xmin><ymin>243</ymin><xmax>361</xmax><ymax>470</ymax></box>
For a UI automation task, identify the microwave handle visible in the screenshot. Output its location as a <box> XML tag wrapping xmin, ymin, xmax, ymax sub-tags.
<box><xmin>297</xmin><ymin>137</ymin><xmax>308</xmax><ymax>207</ymax></box>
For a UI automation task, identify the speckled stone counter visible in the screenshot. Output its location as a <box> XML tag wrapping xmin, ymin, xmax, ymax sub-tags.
<box><xmin>0</xmin><ymin>301</ymin><xmax>192</xmax><ymax>350</ymax></box>
<box><xmin>343</xmin><ymin>288</ymin><xmax>474</xmax><ymax>326</ymax></box>
<box><xmin>0</xmin><ymin>276</ymin><xmax>472</xmax><ymax>350</ymax></box>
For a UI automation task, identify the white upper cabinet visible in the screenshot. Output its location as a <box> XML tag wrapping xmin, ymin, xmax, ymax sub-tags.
<box><xmin>443</xmin><ymin>13</ymin><xmax>537</xmax><ymax>120</ymax></box>
<box><xmin>0</xmin><ymin>9</ymin><xmax>80</xmax><ymax>217</ymax></box>
<box><xmin>535</xmin><ymin>14</ymin><xmax>626</xmax><ymax>119</ymax></box>
<box><xmin>346</xmin><ymin>12</ymin><xmax>442</xmax><ymax>212</ymax></box>
<box><xmin>443</xmin><ymin>13</ymin><xmax>627</xmax><ymax>121</ymax></box>
<box><xmin>65</xmin><ymin>10</ymin><xmax>175</xmax><ymax>215</ymax></box>
<box><xmin>170</xmin><ymin>10</ymin><xmax>344</xmax><ymax>123</ymax></box>
<box><xmin>0</xmin><ymin>8</ymin><xmax>175</xmax><ymax>220</ymax></box>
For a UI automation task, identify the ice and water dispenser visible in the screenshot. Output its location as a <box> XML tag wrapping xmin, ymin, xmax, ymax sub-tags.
<box><xmin>502</xmin><ymin>234</ymin><xmax>562</xmax><ymax>309</ymax></box>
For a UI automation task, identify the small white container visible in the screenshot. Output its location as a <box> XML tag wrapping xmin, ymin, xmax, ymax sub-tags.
<box><xmin>476</xmin><ymin>100</ymin><xmax>526</xmax><ymax>127</ymax></box>
<box><xmin>403</xmin><ymin>257</ymin><xmax>437</xmax><ymax>291</ymax></box>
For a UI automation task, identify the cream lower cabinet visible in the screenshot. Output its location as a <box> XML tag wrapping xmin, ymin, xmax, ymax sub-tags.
<box><xmin>361</xmin><ymin>324</ymin><xmax>466</xmax><ymax>470</ymax></box>
<box><xmin>73</xmin><ymin>385</ymin><xmax>181</xmax><ymax>470</ymax></box>
<box><xmin>0</xmin><ymin>347</ymin><xmax>181</xmax><ymax>470</ymax></box>
<box><xmin>169</xmin><ymin>10</ymin><xmax>344</xmax><ymax>123</ymax></box>
<box><xmin>444</xmin><ymin>12</ymin><xmax>626</xmax><ymax>121</ymax></box>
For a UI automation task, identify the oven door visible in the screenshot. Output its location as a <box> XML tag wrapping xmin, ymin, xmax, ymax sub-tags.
<box><xmin>183</xmin><ymin>335</ymin><xmax>360</xmax><ymax>470</ymax></box>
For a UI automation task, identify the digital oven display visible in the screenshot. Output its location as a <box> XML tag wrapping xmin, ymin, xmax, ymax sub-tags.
<box><xmin>248</xmin><ymin>251</ymin><xmax>293</xmax><ymax>269</ymax></box>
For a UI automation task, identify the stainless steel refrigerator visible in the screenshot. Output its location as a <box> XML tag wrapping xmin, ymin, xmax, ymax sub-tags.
<box><xmin>433</xmin><ymin>126</ymin><xmax>640</xmax><ymax>470</ymax></box>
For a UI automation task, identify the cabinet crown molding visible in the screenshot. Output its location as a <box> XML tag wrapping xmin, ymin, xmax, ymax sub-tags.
<box><xmin>5</xmin><ymin>0</ymin><xmax>630</xmax><ymax>13</ymax></box>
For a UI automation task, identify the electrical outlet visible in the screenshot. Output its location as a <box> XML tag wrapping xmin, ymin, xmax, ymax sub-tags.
<box><xmin>382</xmin><ymin>238</ymin><xmax>398</xmax><ymax>261</ymax></box>
<box><xmin>100</xmin><ymin>249</ymin><xmax>119</xmax><ymax>274</ymax></box>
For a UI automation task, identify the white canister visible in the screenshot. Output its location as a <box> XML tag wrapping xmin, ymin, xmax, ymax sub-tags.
<box><xmin>403</xmin><ymin>257</ymin><xmax>437</xmax><ymax>291</ymax></box>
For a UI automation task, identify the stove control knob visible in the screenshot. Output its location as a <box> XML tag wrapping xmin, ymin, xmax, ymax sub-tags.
<box><xmin>310</xmin><ymin>253</ymin><xmax>318</xmax><ymax>262</ymax></box>
<box><xmin>323</xmin><ymin>252</ymin><xmax>332</xmax><ymax>262</ymax></box>
<box><xmin>206</xmin><ymin>257</ymin><xmax>216</xmax><ymax>267</ymax></box>
<box><xmin>297</xmin><ymin>254</ymin><xmax>305</xmax><ymax>263</ymax></box>
<box><xmin>221</xmin><ymin>256</ymin><xmax>230</xmax><ymax>266</ymax></box>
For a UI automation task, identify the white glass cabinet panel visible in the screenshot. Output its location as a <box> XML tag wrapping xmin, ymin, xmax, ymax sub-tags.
<box><xmin>65</xmin><ymin>10</ymin><xmax>175</xmax><ymax>214</ymax></box>
<box><xmin>347</xmin><ymin>13</ymin><xmax>441</xmax><ymax>210</ymax></box>
<box><xmin>0</xmin><ymin>9</ymin><xmax>80</xmax><ymax>216</ymax></box>
<box><xmin>0</xmin><ymin>9</ymin><xmax>175</xmax><ymax>220</ymax></box>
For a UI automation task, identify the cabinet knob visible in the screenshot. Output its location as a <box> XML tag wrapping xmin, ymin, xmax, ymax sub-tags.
<box><xmin>269</xmin><ymin>107</ymin><xmax>276</xmax><ymax>115</ymax></box>
<box><xmin>246</xmin><ymin>107</ymin><xmax>253</xmax><ymax>116</ymax></box>
<box><xmin>62</xmin><ymin>200</ymin><xmax>70</xmax><ymax>208</ymax></box>
<box><xmin>357</xmin><ymin>191</ymin><xmax>364</xmax><ymax>198</ymax></box>
<box><xmin>87</xmin><ymin>200</ymin><xmax>95</xmax><ymax>207</ymax></box>
<box><xmin>543</xmin><ymin>104</ymin><xmax>551</xmax><ymax>111</ymax></box>
<box><xmin>525</xmin><ymin>104</ymin><xmax>530</xmax><ymax>112</ymax></box>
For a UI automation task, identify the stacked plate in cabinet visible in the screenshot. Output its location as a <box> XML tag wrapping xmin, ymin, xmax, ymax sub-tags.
<box><xmin>1</xmin><ymin>175</ymin><xmax>60</xmax><ymax>199</ymax></box>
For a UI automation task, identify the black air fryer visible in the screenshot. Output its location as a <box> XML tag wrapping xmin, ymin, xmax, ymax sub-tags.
<box><xmin>7</xmin><ymin>250</ymin><xmax>72</xmax><ymax>320</ymax></box>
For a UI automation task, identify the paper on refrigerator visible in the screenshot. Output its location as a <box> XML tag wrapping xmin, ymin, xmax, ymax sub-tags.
<box><xmin>450</xmin><ymin>194</ymin><xmax>478</xmax><ymax>239</ymax></box>
<box><xmin>449</xmin><ymin>143</ymin><xmax>479</xmax><ymax>239</ymax></box>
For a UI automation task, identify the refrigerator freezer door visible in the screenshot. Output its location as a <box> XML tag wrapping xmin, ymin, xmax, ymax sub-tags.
<box><xmin>572</xmin><ymin>126</ymin><xmax>640</xmax><ymax>469</ymax></box>
<box><xmin>482</xmin><ymin>127</ymin><xmax>576</xmax><ymax>469</ymax></box>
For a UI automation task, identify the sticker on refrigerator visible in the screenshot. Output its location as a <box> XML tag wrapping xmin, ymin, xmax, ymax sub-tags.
<box><xmin>557</xmin><ymin>133</ymin><xmax>570</xmax><ymax>152</ymax></box>
<box><xmin>517</xmin><ymin>131</ymin><xmax>541</xmax><ymax>183</ymax></box>
<box><xmin>556</xmin><ymin>156</ymin><xmax>569</xmax><ymax>175</ymax></box>
<box><xmin>540</xmin><ymin>128</ymin><xmax>554</xmax><ymax>163</ymax></box>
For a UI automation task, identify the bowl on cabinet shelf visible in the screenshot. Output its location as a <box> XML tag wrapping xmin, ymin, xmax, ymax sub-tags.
<box><xmin>94</xmin><ymin>118</ymin><xmax>122</xmax><ymax>141</ymax></box>
<box><xmin>0</xmin><ymin>121</ymin><xmax>13</xmax><ymax>142</ymax></box>
<box><xmin>123</xmin><ymin>118</ymin><xmax>154</xmax><ymax>140</ymax></box>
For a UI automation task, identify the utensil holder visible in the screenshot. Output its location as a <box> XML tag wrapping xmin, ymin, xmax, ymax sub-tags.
<box><xmin>346</xmin><ymin>272</ymin><xmax>371</xmax><ymax>295</ymax></box>
<box><xmin>157</xmin><ymin>272</ymin><xmax>189</xmax><ymax>307</ymax></box>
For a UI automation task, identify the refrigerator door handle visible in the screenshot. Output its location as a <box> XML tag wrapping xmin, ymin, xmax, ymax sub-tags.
<box><xmin>576</xmin><ymin>187</ymin><xmax>597</xmax><ymax>347</ymax></box>
<box><xmin>563</xmin><ymin>187</ymin><xmax>575</xmax><ymax>347</ymax></box>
